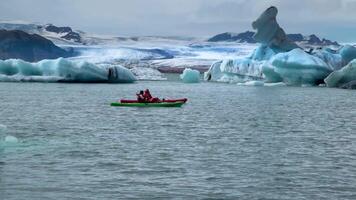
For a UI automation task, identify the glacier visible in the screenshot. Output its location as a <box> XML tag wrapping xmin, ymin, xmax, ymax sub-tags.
<box><xmin>180</xmin><ymin>68</ymin><xmax>200</xmax><ymax>83</ymax></box>
<box><xmin>204</xmin><ymin>6</ymin><xmax>356</xmax><ymax>88</ymax></box>
<box><xmin>0</xmin><ymin>58</ymin><xmax>137</xmax><ymax>83</ymax></box>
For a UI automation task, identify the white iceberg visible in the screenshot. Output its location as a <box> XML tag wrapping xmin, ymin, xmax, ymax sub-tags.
<box><xmin>180</xmin><ymin>68</ymin><xmax>200</xmax><ymax>83</ymax></box>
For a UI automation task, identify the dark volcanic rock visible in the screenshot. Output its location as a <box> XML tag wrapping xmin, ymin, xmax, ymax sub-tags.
<box><xmin>0</xmin><ymin>29</ymin><xmax>73</xmax><ymax>62</ymax></box>
<box><xmin>208</xmin><ymin>31</ymin><xmax>255</xmax><ymax>43</ymax></box>
<box><xmin>61</xmin><ymin>32</ymin><xmax>82</xmax><ymax>43</ymax></box>
<box><xmin>208</xmin><ymin>31</ymin><xmax>339</xmax><ymax>46</ymax></box>
<box><xmin>286</xmin><ymin>34</ymin><xmax>304</xmax><ymax>41</ymax></box>
<box><xmin>45</xmin><ymin>24</ymin><xmax>82</xmax><ymax>43</ymax></box>
<box><xmin>45</xmin><ymin>24</ymin><xmax>72</xmax><ymax>33</ymax></box>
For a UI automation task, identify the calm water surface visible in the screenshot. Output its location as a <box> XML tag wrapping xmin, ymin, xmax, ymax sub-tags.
<box><xmin>0</xmin><ymin>80</ymin><xmax>356</xmax><ymax>200</ymax></box>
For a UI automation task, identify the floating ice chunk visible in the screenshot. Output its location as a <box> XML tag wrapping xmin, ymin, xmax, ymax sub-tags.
<box><xmin>180</xmin><ymin>68</ymin><xmax>200</xmax><ymax>83</ymax></box>
<box><xmin>263</xmin><ymin>49</ymin><xmax>332</xmax><ymax>85</ymax></box>
<box><xmin>0</xmin><ymin>124</ymin><xmax>6</xmax><ymax>133</ymax></box>
<box><xmin>325</xmin><ymin>59</ymin><xmax>356</xmax><ymax>88</ymax></box>
<box><xmin>237</xmin><ymin>80</ymin><xmax>264</xmax><ymax>86</ymax></box>
<box><xmin>264</xmin><ymin>82</ymin><xmax>287</xmax><ymax>87</ymax></box>
<box><xmin>0</xmin><ymin>58</ymin><xmax>137</xmax><ymax>83</ymax></box>
<box><xmin>4</xmin><ymin>135</ymin><xmax>18</xmax><ymax>144</ymax></box>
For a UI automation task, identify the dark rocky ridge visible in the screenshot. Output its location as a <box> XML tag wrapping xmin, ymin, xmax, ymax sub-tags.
<box><xmin>44</xmin><ymin>24</ymin><xmax>82</xmax><ymax>43</ymax></box>
<box><xmin>0</xmin><ymin>29</ymin><xmax>74</xmax><ymax>62</ymax></box>
<box><xmin>208</xmin><ymin>31</ymin><xmax>339</xmax><ymax>46</ymax></box>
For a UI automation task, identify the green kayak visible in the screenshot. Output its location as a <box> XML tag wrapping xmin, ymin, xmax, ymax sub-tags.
<box><xmin>110</xmin><ymin>101</ymin><xmax>185</xmax><ymax>107</ymax></box>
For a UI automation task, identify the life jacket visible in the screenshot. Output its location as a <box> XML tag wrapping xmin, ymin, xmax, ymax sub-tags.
<box><xmin>143</xmin><ymin>91</ymin><xmax>153</xmax><ymax>100</ymax></box>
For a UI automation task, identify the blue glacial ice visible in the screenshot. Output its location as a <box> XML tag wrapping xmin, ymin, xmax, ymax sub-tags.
<box><xmin>325</xmin><ymin>59</ymin><xmax>356</xmax><ymax>88</ymax></box>
<box><xmin>0</xmin><ymin>124</ymin><xmax>18</xmax><ymax>148</ymax></box>
<box><xmin>262</xmin><ymin>49</ymin><xmax>333</xmax><ymax>85</ymax></box>
<box><xmin>180</xmin><ymin>68</ymin><xmax>200</xmax><ymax>83</ymax></box>
<box><xmin>205</xmin><ymin>6</ymin><xmax>356</xmax><ymax>88</ymax></box>
<box><xmin>252</xmin><ymin>6</ymin><xmax>299</xmax><ymax>52</ymax></box>
<box><xmin>0</xmin><ymin>58</ymin><xmax>137</xmax><ymax>83</ymax></box>
<box><xmin>339</xmin><ymin>45</ymin><xmax>356</xmax><ymax>65</ymax></box>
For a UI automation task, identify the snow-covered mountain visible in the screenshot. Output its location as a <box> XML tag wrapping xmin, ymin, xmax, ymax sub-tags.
<box><xmin>0</xmin><ymin>21</ymin><xmax>200</xmax><ymax>46</ymax></box>
<box><xmin>0</xmin><ymin>21</ymin><xmax>84</xmax><ymax>45</ymax></box>
<box><xmin>208</xmin><ymin>31</ymin><xmax>339</xmax><ymax>47</ymax></box>
<box><xmin>0</xmin><ymin>29</ymin><xmax>74</xmax><ymax>62</ymax></box>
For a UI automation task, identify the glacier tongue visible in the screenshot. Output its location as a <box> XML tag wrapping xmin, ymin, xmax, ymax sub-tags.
<box><xmin>0</xmin><ymin>58</ymin><xmax>137</xmax><ymax>83</ymax></box>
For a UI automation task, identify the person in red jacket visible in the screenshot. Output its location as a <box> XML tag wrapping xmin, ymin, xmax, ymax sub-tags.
<box><xmin>143</xmin><ymin>89</ymin><xmax>160</xmax><ymax>103</ymax></box>
<box><xmin>143</xmin><ymin>89</ymin><xmax>153</xmax><ymax>101</ymax></box>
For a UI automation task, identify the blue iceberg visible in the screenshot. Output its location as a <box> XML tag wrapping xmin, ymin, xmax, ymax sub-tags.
<box><xmin>180</xmin><ymin>68</ymin><xmax>200</xmax><ymax>83</ymax></box>
<box><xmin>205</xmin><ymin>6</ymin><xmax>356</xmax><ymax>88</ymax></box>
<box><xmin>0</xmin><ymin>58</ymin><xmax>137</xmax><ymax>83</ymax></box>
<box><xmin>262</xmin><ymin>49</ymin><xmax>332</xmax><ymax>85</ymax></box>
<box><xmin>325</xmin><ymin>59</ymin><xmax>356</xmax><ymax>88</ymax></box>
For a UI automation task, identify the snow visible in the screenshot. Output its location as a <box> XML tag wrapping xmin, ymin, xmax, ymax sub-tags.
<box><xmin>0</xmin><ymin>58</ymin><xmax>137</xmax><ymax>83</ymax></box>
<box><xmin>325</xmin><ymin>59</ymin><xmax>356</xmax><ymax>88</ymax></box>
<box><xmin>180</xmin><ymin>68</ymin><xmax>200</xmax><ymax>83</ymax></box>
<box><xmin>262</xmin><ymin>49</ymin><xmax>332</xmax><ymax>85</ymax></box>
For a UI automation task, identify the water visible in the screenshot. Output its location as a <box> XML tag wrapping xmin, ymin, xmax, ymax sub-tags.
<box><xmin>1</xmin><ymin>80</ymin><xmax>356</xmax><ymax>200</ymax></box>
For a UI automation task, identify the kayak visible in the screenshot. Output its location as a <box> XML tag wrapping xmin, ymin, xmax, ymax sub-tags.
<box><xmin>111</xmin><ymin>101</ymin><xmax>185</xmax><ymax>107</ymax></box>
<box><xmin>120</xmin><ymin>98</ymin><xmax>187</xmax><ymax>103</ymax></box>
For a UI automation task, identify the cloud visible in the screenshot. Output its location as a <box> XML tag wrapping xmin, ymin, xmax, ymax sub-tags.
<box><xmin>0</xmin><ymin>0</ymin><xmax>355</xmax><ymax>41</ymax></box>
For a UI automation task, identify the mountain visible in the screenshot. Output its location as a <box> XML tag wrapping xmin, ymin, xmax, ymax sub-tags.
<box><xmin>208</xmin><ymin>31</ymin><xmax>339</xmax><ymax>46</ymax></box>
<box><xmin>0</xmin><ymin>30</ymin><xmax>74</xmax><ymax>62</ymax></box>
<box><xmin>0</xmin><ymin>22</ymin><xmax>83</xmax><ymax>45</ymax></box>
<box><xmin>207</xmin><ymin>31</ymin><xmax>256</xmax><ymax>43</ymax></box>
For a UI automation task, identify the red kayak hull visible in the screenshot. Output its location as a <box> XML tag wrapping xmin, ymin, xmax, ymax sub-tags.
<box><xmin>120</xmin><ymin>98</ymin><xmax>187</xmax><ymax>103</ymax></box>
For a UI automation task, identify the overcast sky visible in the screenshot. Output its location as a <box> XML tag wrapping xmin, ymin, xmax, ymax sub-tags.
<box><xmin>1</xmin><ymin>0</ymin><xmax>356</xmax><ymax>42</ymax></box>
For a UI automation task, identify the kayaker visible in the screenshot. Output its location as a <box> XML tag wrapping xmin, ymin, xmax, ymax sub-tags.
<box><xmin>136</xmin><ymin>90</ymin><xmax>145</xmax><ymax>103</ymax></box>
<box><xmin>144</xmin><ymin>89</ymin><xmax>161</xmax><ymax>103</ymax></box>
<box><xmin>143</xmin><ymin>89</ymin><xmax>153</xmax><ymax>101</ymax></box>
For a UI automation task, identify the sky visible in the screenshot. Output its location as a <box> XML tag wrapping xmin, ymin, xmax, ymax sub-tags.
<box><xmin>1</xmin><ymin>0</ymin><xmax>356</xmax><ymax>42</ymax></box>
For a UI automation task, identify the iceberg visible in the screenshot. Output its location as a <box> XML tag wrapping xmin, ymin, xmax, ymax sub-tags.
<box><xmin>237</xmin><ymin>80</ymin><xmax>264</xmax><ymax>86</ymax></box>
<box><xmin>263</xmin><ymin>49</ymin><xmax>332</xmax><ymax>85</ymax></box>
<box><xmin>325</xmin><ymin>59</ymin><xmax>356</xmax><ymax>88</ymax></box>
<box><xmin>339</xmin><ymin>45</ymin><xmax>356</xmax><ymax>65</ymax></box>
<box><xmin>0</xmin><ymin>58</ymin><xmax>137</xmax><ymax>83</ymax></box>
<box><xmin>205</xmin><ymin>6</ymin><xmax>300</xmax><ymax>83</ymax></box>
<box><xmin>252</xmin><ymin>6</ymin><xmax>299</xmax><ymax>52</ymax></box>
<box><xmin>180</xmin><ymin>68</ymin><xmax>200</xmax><ymax>83</ymax></box>
<box><xmin>312</xmin><ymin>48</ymin><xmax>343</xmax><ymax>70</ymax></box>
<box><xmin>205</xmin><ymin>6</ymin><xmax>356</xmax><ymax>88</ymax></box>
